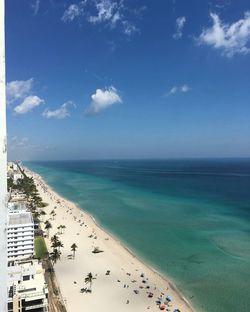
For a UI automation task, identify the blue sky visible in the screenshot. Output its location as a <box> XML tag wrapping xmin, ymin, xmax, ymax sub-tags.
<box><xmin>6</xmin><ymin>0</ymin><xmax>250</xmax><ymax>160</ymax></box>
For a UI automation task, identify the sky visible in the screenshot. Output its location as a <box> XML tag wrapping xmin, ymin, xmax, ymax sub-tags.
<box><xmin>6</xmin><ymin>0</ymin><xmax>250</xmax><ymax>160</ymax></box>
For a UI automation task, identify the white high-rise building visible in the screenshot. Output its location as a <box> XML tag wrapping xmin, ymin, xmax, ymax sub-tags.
<box><xmin>7</xmin><ymin>212</ymin><xmax>34</xmax><ymax>261</ymax></box>
<box><xmin>0</xmin><ymin>0</ymin><xmax>8</xmax><ymax>310</ymax></box>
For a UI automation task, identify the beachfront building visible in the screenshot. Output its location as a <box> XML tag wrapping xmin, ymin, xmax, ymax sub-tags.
<box><xmin>9</xmin><ymin>190</ymin><xmax>27</xmax><ymax>204</ymax></box>
<box><xmin>7</xmin><ymin>212</ymin><xmax>34</xmax><ymax>261</ymax></box>
<box><xmin>8</xmin><ymin>259</ymin><xmax>48</xmax><ymax>312</ymax></box>
<box><xmin>8</xmin><ymin>202</ymin><xmax>28</xmax><ymax>213</ymax></box>
<box><xmin>12</xmin><ymin>172</ymin><xmax>23</xmax><ymax>184</ymax></box>
<box><xmin>7</xmin><ymin>162</ymin><xmax>23</xmax><ymax>185</ymax></box>
<box><xmin>7</xmin><ymin>164</ymin><xmax>23</xmax><ymax>184</ymax></box>
<box><xmin>8</xmin><ymin>162</ymin><xmax>18</xmax><ymax>172</ymax></box>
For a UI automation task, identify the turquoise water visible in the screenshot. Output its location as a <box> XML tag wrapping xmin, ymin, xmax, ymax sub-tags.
<box><xmin>25</xmin><ymin>159</ymin><xmax>250</xmax><ymax>312</ymax></box>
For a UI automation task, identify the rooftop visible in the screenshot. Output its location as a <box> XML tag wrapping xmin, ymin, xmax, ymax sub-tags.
<box><xmin>8</xmin><ymin>212</ymin><xmax>33</xmax><ymax>226</ymax></box>
<box><xmin>8</xmin><ymin>260</ymin><xmax>48</xmax><ymax>299</ymax></box>
<box><xmin>8</xmin><ymin>202</ymin><xmax>28</xmax><ymax>212</ymax></box>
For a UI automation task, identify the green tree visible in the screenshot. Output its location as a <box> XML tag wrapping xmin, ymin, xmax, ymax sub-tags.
<box><xmin>71</xmin><ymin>243</ymin><xmax>78</xmax><ymax>258</ymax></box>
<box><xmin>45</xmin><ymin>220</ymin><xmax>52</xmax><ymax>237</ymax></box>
<box><xmin>50</xmin><ymin>248</ymin><xmax>61</xmax><ymax>265</ymax></box>
<box><xmin>50</xmin><ymin>234</ymin><xmax>59</xmax><ymax>246</ymax></box>
<box><xmin>33</xmin><ymin>210</ymin><xmax>41</xmax><ymax>223</ymax></box>
<box><xmin>61</xmin><ymin>225</ymin><xmax>66</xmax><ymax>233</ymax></box>
<box><xmin>50</xmin><ymin>210</ymin><xmax>56</xmax><ymax>220</ymax></box>
<box><xmin>85</xmin><ymin>273</ymin><xmax>96</xmax><ymax>291</ymax></box>
<box><xmin>57</xmin><ymin>225</ymin><xmax>66</xmax><ymax>234</ymax></box>
<box><xmin>40</xmin><ymin>210</ymin><xmax>46</xmax><ymax>221</ymax></box>
<box><xmin>51</xmin><ymin>234</ymin><xmax>64</xmax><ymax>250</ymax></box>
<box><xmin>7</xmin><ymin>177</ymin><xmax>14</xmax><ymax>191</ymax></box>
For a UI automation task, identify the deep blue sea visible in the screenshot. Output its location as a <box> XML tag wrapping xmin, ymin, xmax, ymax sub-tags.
<box><xmin>25</xmin><ymin>159</ymin><xmax>250</xmax><ymax>312</ymax></box>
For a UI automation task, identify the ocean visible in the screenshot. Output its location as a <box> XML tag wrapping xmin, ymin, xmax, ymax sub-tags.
<box><xmin>24</xmin><ymin>159</ymin><xmax>250</xmax><ymax>312</ymax></box>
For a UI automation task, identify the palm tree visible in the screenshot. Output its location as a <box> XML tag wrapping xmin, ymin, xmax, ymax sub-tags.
<box><xmin>85</xmin><ymin>273</ymin><xmax>96</xmax><ymax>291</ymax></box>
<box><xmin>40</xmin><ymin>210</ymin><xmax>46</xmax><ymax>221</ymax></box>
<box><xmin>71</xmin><ymin>243</ymin><xmax>78</xmax><ymax>258</ymax></box>
<box><xmin>57</xmin><ymin>225</ymin><xmax>62</xmax><ymax>234</ymax></box>
<box><xmin>28</xmin><ymin>201</ymin><xmax>37</xmax><ymax>214</ymax></box>
<box><xmin>61</xmin><ymin>225</ymin><xmax>66</xmax><ymax>233</ymax></box>
<box><xmin>51</xmin><ymin>234</ymin><xmax>64</xmax><ymax>250</ymax></box>
<box><xmin>50</xmin><ymin>209</ymin><xmax>56</xmax><ymax>220</ymax></box>
<box><xmin>40</xmin><ymin>210</ymin><xmax>46</xmax><ymax>216</ymax></box>
<box><xmin>51</xmin><ymin>234</ymin><xmax>59</xmax><ymax>246</ymax></box>
<box><xmin>50</xmin><ymin>248</ymin><xmax>61</xmax><ymax>265</ymax></box>
<box><xmin>57</xmin><ymin>240</ymin><xmax>64</xmax><ymax>250</ymax></box>
<box><xmin>33</xmin><ymin>195</ymin><xmax>43</xmax><ymax>208</ymax></box>
<box><xmin>33</xmin><ymin>210</ymin><xmax>41</xmax><ymax>223</ymax></box>
<box><xmin>44</xmin><ymin>220</ymin><xmax>52</xmax><ymax>237</ymax></box>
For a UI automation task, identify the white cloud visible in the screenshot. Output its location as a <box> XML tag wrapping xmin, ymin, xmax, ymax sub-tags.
<box><xmin>8</xmin><ymin>137</ymin><xmax>30</xmax><ymax>149</ymax></box>
<box><xmin>8</xmin><ymin>136</ymin><xmax>51</xmax><ymax>160</ymax></box>
<box><xmin>61</xmin><ymin>2</ymin><xmax>85</xmax><ymax>22</ymax></box>
<box><xmin>31</xmin><ymin>0</ymin><xmax>40</xmax><ymax>15</ymax></box>
<box><xmin>122</xmin><ymin>20</ymin><xmax>139</xmax><ymax>36</ymax></box>
<box><xmin>180</xmin><ymin>84</ymin><xmax>190</xmax><ymax>92</ymax></box>
<box><xmin>8</xmin><ymin>136</ymin><xmax>50</xmax><ymax>161</ymax></box>
<box><xmin>7</xmin><ymin>78</ymin><xmax>34</xmax><ymax>103</ymax></box>
<box><xmin>14</xmin><ymin>96</ymin><xmax>44</xmax><ymax>114</ymax></box>
<box><xmin>85</xmin><ymin>86</ymin><xmax>122</xmax><ymax>115</ymax></box>
<box><xmin>199</xmin><ymin>12</ymin><xmax>250</xmax><ymax>57</ymax></box>
<box><xmin>17</xmin><ymin>137</ymin><xmax>29</xmax><ymax>147</ymax></box>
<box><xmin>61</xmin><ymin>0</ymin><xmax>142</xmax><ymax>36</ymax></box>
<box><xmin>111</xmin><ymin>11</ymin><xmax>121</xmax><ymax>26</ymax></box>
<box><xmin>169</xmin><ymin>86</ymin><xmax>178</xmax><ymax>95</ymax></box>
<box><xmin>7</xmin><ymin>78</ymin><xmax>45</xmax><ymax>114</ymax></box>
<box><xmin>173</xmin><ymin>16</ymin><xmax>186</xmax><ymax>40</ymax></box>
<box><xmin>42</xmin><ymin>101</ymin><xmax>74</xmax><ymax>119</ymax></box>
<box><xmin>166</xmin><ymin>84</ymin><xmax>191</xmax><ymax>96</ymax></box>
<box><xmin>88</xmin><ymin>0</ymin><xmax>118</xmax><ymax>24</ymax></box>
<box><xmin>11</xmin><ymin>136</ymin><xmax>18</xmax><ymax>142</ymax></box>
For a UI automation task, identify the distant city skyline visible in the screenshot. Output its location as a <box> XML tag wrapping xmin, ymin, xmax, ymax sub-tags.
<box><xmin>6</xmin><ymin>0</ymin><xmax>250</xmax><ymax>160</ymax></box>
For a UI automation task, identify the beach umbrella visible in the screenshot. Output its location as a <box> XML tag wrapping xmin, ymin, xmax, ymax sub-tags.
<box><xmin>159</xmin><ymin>304</ymin><xmax>166</xmax><ymax>310</ymax></box>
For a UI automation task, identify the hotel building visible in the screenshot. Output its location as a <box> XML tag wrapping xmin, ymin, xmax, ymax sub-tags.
<box><xmin>7</xmin><ymin>212</ymin><xmax>34</xmax><ymax>261</ymax></box>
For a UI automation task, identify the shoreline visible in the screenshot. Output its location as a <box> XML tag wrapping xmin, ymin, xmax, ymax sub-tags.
<box><xmin>87</xmin><ymin>214</ymin><xmax>193</xmax><ymax>309</ymax></box>
<box><xmin>79</xmin><ymin>207</ymin><xmax>193</xmax><ymax>309</ymax></box>
<box><xmin>25</xmin><ymin>166</ymin><xmax>196</xmax><ymax>312</ymax></box>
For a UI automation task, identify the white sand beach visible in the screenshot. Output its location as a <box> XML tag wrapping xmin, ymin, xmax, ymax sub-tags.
<box><xmin>27</xmin><ymin>168</ymin><xmax>195</xmax><ymax>312</ymax></box>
